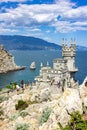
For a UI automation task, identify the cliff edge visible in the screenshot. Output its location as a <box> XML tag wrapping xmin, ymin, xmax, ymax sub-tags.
<box><xmin>0</xmin><ymin>77</ymin><xmax>87</xmax><ymax>130</ymax></box>
<box><xmin>0</xmin><ymin>45</ymin><xmax>25</xmax><ymax>73</ymax></box>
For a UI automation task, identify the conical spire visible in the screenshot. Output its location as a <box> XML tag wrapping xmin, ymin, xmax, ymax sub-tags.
<box><xmin>47</xmin><ymin>61</ymin><xmax>49</xmax><ymax>66</ymax></box>
<box><xmin>62</xmin><ymin>38</ymin><xmax>64</xmax><ymax>44</ymax></box>
<box><xmin>40</xmin><ymin>62</ymin><xmax>43</xmax><ymax>68</ymax></box>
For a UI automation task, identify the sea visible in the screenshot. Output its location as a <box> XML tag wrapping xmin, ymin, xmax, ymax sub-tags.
<box><xmin>0</xmin><ymin>50</ymin><xmax>87</xmax><ymax>88</ymax></box>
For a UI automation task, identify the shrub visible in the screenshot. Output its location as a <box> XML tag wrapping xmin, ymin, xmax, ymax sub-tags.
<box><xmin>28</xmin><ymin>100</ymin><xmax>38</xmax><ymax>105</ymax></box>
<box><xmin>0</xmin><ymin>96</ymin><xmax>9</xmax><ymax>103</ymax></box>
<box><xmin>15</xmin><ymin>123</ymin><xmax>29</xmax><ymax>130</ymax></box>
<box><xmin>0</xmin><ymin>106</ymin><xmax>4</xmax><ymax>120</ymax></box>
<box><xmin>9</xmin><ymin>110</ymin><xmax>29</xmax><ymax>121</ymax></box>
<box><xmin>6</xmin><ymin>84</ymin><xmax>11</xmax><ymax>89</ymax></box>
<box><xmin>59</xmin><ymin>111</ymin><xmax>87</xmax><ymax>130</ymax></box>
<box><xmin>6</xmin><ymin>82</ymin><xmax>17</xmax><ymax>90</ymax></box>
<box><xmin>0</xmin><ymin>107</ymin><xmax>3</xmax><ymax>116</ymax></box>
<box><xmin>0</xmin><ymin>110</ymin><xmax>3</xmax><ymax>116</ymax></box>
<box><xmin>9</xmin><ymin>113</ymin><xmax>19</xmax><ymax>121</ymax></box>
<box><xmin>82</xmin><ymin>102</ymin><xmax>87</xmax><ymax>114</ymax></box>
<box><xmin>0</xmin><ymin>88</ymin><xmax>2</xmax><ymax>91</ymax></box>
<box><xmin>15</xmin><ymin>100</ymin><xmax>28</xmax><ymax>111</ymax></box>
<box><xmin>39</xmin><ymin>107</ymin><xmax>52</xmax><ymax>125</ymax></box>
<box><xmin>20</xmin><ymin>110</ymin><xmax>29</xmax><ymax>118</ymax></box>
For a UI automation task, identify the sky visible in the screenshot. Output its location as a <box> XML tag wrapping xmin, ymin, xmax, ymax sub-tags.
<box><xmin>0</xmin><ymin>0</ymin><xmax>87</xmax><ymax>47</ymax></box>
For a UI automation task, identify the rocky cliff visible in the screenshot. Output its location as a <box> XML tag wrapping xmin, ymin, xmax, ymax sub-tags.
<box><xmin>0</xmin><ymin>77</ymin><xmax>87</xmax><ymax>130</ymax></box>
<box><xmin>0</xmin><ymin>45</ymin><xmax>25</xmax><ymax>73</ymax></box>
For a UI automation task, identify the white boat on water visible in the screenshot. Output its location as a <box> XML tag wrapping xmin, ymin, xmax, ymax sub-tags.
<box><xmin>30</xmin><ymin>62</ymin><xmax>36</xmax><ymax>70</ymax></box>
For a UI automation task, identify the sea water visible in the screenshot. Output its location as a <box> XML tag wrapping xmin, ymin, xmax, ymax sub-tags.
<box><xmin>0</xmin><ymin>50</ymin><xmax>87</xmax><ymax>88</ymax></box>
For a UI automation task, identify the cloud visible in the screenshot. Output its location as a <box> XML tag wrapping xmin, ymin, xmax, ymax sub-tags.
<box><xmin>0</xmin><ymin>26</ymin><xmax>18</xmax><ymax>34</ymax></box>
<box><xmin>0</xmin><ymin>0</ymin><xmax>87</xmax><ymax>35</ymax></box>
<box><xmin>0</xmin><ymin>0</ymin><xmax>29</xmax><ymax>3</ymax></box>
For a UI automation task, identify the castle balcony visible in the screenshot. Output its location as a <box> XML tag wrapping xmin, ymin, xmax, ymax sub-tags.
<box><xmin>62</xmin><ymin>52</ymin><xmax>76</xmax><ymax>57</ymax></box>
<box><xmin>68</xmin><ymin>67</ymin><xmax>78</xmax><ymax>73</ymax></box>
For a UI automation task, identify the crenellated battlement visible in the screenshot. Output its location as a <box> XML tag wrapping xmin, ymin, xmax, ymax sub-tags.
<box><xmin>62</xmin><ymin>38</ymin><xmax>78</xmax><ymax>74</ymax></box>
<box><xmin>62</xmin><ymin>38</ymin><xmax>76</xmax><ymax>58</ymax></box>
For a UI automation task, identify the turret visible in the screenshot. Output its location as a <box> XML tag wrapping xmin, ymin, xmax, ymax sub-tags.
<box><xmin>40</xmin><ymin>62</ymin><xmax>43</xmax><ymax>68</ymax></box>
<box><xmin>47</xmin><ymin>61</ymin><xmax>49</xmax><ymax>66</ymax></box>
<box><xmin>62</xmin><ymin>38</ymin><xmax>78</xmax><ymax>77</ymax></box>
<box><xmin>62</xmin><ymin>38</ymin><xmax>76</xmax><ymax>58</ymax></box>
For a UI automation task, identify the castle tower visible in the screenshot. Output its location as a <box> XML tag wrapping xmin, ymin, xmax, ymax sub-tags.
<box><xmin>62</xmin><ymin>38</ymin><xmax>78</xmax><ymax>77</ymax></box>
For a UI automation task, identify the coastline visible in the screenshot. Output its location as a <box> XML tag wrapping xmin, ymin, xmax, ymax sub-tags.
<box><xmin>0</xmin><ymin>66</ymin><xmax>26</xmax><ymax>74</ymax></box>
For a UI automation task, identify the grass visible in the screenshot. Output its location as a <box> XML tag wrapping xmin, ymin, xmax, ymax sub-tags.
<box><xmin>19</xmin><ymin>110</ymin><xmax>29</xmax><ymax>118</ymax></box>
<box><xmin>39</xmin><ymin>107</ymin><xmax>52</xmax><ymax>125</ymax></box>
<box><xmin>15</xmin><ymin>123</ymin><xmax>29</xmax><ymax>130</ymax></box>
<box><xmin>0</xmin><ymin>107</ymin><xmax>4</xmax><ymax>116</ymax></box>
<box><xmin>0</xmin><ymin>96</ymin><xmax>9</xmax><ymax>103</ymax></box>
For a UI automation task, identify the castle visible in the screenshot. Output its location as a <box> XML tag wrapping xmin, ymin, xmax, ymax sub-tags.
<box><xmin>35</xmin><ymin>39</ymin><xmax>78</xmax><ymax>89</ymax></box>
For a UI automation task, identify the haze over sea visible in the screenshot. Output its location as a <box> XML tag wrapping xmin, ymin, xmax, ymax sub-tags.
<box><xmin>0</xmin><ymin>50</ymin><xmax>87</xmax><ymax>88</ymax></box>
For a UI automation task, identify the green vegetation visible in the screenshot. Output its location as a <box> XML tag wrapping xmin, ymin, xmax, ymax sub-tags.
<box><xmin>0</xmin><ymin>96</ymin><xmax>9</xmax><ymax>103</ymax></box>
<box><xmin>6</xmin><ymin>84</ymin><xmax>11</xmax><ymax>89</ymax></box>
<box><xmin>28</xmin><ymin>100</ymin><xmax>38</xmax><ymax>105</ymax></box>
<box><xmin>39</xmin><ymin>107</ymin><xmax>52</xmax><ymax>125</ymax></box>
<box><xmin>9</xmin><ymin>110</ymin><xmax>29</xmax><ymax>121</ymax></box>
<box><xmin>6</xmin><ymin>82</ymin><xmax>17</xmax><ymax>90</ymax></box>
<box><xmin>9</xmin><ymin>113</ymin><xmax>19</xmax><ymax>121</ymax></box>
<box><xmin>0</xmin><ymin>107</ymin><xmax>4</xmax><ymax>116</ymax></box>
<box><xmin>0</xmin><ymin>106</ymin><xmax>4</xmax><ymax>120</ymax></box>
<box><xmin>15</xmin><ymin>100</ymin><xmax>28</xmax><ymax>111</ymax></box>
<box><xmin>20</xmin><ymin>110</ymin><xmax>29</xmax><ymax>118</ymax></box>
<box><xmin>58</xmin><ymin>111</ymin><xmax>87</xmax><ymax>130</ymax></box>
<box><xmin>82</xmin><ymin>102</ymin><xmax>87</xmax><ymax>114</ymax></box>
<box><xmin>15</xmin><ymin>123</ymin><xmax>29</xmax><ymax>130</ymax></box>
<box><xmin>0</xmin><ymin>110</ymin><xmax>3</xmax><ymax>116</ymax></box>
<box><xmin>0</xmin><ymin>88</ymin><xmax>2</xmax><ymax>91</ymax></box>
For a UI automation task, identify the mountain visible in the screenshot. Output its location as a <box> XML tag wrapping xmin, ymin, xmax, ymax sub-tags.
<box><xmin>0</xmin><ymin>35</ymin><xmax>61</xmax><ymax>50</ymax></box>
<box><xmin>76</xmin><ymin>45</ymin><xmax>87</xmax><ymax>51</ymax></box>
<box><xmin>0</xmin><ymin>35</ymin><xmax>87</xmax><ymax>51</ymax></box>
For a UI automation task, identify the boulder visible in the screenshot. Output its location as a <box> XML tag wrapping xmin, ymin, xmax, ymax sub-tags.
<box><xmin>59</xmin><ymin>88</ymin><xmax>82</xmax><ymax>113</ymax></box>
<box><xmin>79</xmin><ymin>76</ymin><xmax>87</xmax><ymax>106</ymax></box>
<box><xmin>39</xmin><ymin>82</ymin><xmax>50</xmax><ymax>90</ymax></box>
<box><xmin>54</xmin><ymin>88</ymin><xmax>83</xmax><ymax>127</ymax></box>
<box><xmin>39</xmin><ymin>88</ymin><xmax>51</xmax><ymax>102</ymax></box>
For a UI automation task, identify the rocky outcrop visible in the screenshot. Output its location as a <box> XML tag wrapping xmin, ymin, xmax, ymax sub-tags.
<box><xmin>79</xmin><ymin>76</ymin><xmax>87</xmax><ymax>106</ymax></box>
<box><xmin>0</xmin><ymin>77</ymin><xmax>87</xmax><ymax>130</ymax></box>
<box><xmin>0</xmin><ymin>45</ymin><xmax>25</xmax><ymax>73</ymax></box>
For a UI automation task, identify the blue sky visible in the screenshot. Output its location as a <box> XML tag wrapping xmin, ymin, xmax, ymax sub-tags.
<box><xmin>0</xmin><ymin>0</ymin><xmax>87</xmax><ymax>47</ymax></box>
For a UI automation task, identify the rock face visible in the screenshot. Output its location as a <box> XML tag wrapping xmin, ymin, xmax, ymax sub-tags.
<box><xmin>0</xmin><ymin>45</ymin><xmax>25</xmax><ymax>73</ymax></box>
<box><xmin>79</xmin><ymin>76</ymin><xmax>87</xmax><ymax>106</ymax></box>
<box><xmin>0</xmin><ymin>77</ymin><xmax>87</xmax><ymax>130</ymax></box>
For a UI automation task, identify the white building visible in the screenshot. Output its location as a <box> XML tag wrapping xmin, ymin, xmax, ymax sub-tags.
<box><xmin>35</xmin><ymin>39</ymin><xmax>78</xmax><ymax>89</ymax></box>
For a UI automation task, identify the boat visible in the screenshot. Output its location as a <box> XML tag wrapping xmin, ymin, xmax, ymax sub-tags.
<box><xmin>30</xmin><ymin>62</ymin><xmax>36</xmax><ymax>70</ymax></box>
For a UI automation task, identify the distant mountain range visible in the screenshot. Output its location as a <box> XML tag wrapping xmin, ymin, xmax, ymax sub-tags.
<box><xmin>0</xmin><ymin>35</ymin><xmax>87</xmax><ymax>51</ymax></box>
<box><xmin>76</xmin><ymin>45</ymin><xmax>87</xmax><ymax>51</ymax></box>
<box><xmin>0</xmin><ymin>35</ymin><xmax>61</xmax><ymax>50</ymax></box>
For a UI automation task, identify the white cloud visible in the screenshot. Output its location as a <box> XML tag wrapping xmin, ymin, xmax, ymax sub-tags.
<box><xmin>0</xmin><ymin>0</ymin><xmax>29</xmax><ymax>2</ymax></box>
<box><xmin>0</xmin><ymin>0</ymin><xmax>87</xmax><ymax>34</ymax></box>
<box><xmin>46</xmin><ymin>30</ymin><xmax>51</xmax><ymax>33</ymax></box>
<box><xmin>0</xmin><ymin>26</ymin><xmax>18</xmax><ymax>34</ymax></box>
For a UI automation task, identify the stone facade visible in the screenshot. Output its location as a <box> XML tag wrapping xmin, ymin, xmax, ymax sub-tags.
<box><xmin>62</xmin><ymin>38</ymin><xmax>78</xmax><ymax>74</ymax></box>
<box><xmin>35</xmin><ymin>39</ymin><xmax>78</xmax><ymax>90</ymax></box>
